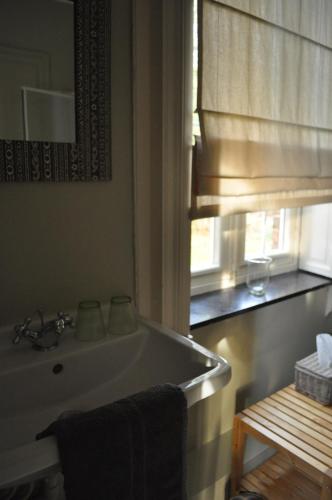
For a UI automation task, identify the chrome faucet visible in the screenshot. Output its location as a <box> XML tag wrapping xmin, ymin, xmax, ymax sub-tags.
<box><xmin>13</xmin><ymin>310</ymin><xmax>75</xmax><ymax>351</ymax></box>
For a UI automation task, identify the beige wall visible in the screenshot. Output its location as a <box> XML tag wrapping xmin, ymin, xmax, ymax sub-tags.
<box><xmin>0</xmin><ymin>0</ymin><xmax>134</xmax><ymax>327</ymax></box>
<box><xmin>187</xmin><ymin>288</ymin><xmax>332</xmax><ymax>500</ymax></box>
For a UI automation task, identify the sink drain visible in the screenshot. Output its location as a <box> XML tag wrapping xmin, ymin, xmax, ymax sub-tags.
<box><xmin>52</xmin><ymin>363</ymin><xmax>64</xmax><ymax>374</ymax></box>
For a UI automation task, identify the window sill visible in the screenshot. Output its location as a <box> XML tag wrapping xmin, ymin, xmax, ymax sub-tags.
<box><xmin>190</xmin><ymin>270</ymin><xmax>332</xmax><ymax>330</ymax></box>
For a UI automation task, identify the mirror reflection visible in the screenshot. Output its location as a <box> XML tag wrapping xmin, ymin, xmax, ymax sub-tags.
<box><xmin>0</xmin><ymin>0</ymin><xmax>75</xmax><ymax>143</ymax></box>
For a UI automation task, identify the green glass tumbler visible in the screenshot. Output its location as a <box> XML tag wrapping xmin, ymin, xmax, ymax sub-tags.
<box><xmin>108</xmin><ymin>295</ymin><xmax>137</xmax><ymax>335</ymax></box>
<box><xmin>75</xmin><ymin>300</ymin><xmax>105</xmax><ymax>341</ymax></box>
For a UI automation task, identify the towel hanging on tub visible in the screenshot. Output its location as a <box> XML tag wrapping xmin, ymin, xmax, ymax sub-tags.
<box><xmin>37</xmin><ymin>384</ymin><xmax>187</xmax><ymax>500</ymax></box>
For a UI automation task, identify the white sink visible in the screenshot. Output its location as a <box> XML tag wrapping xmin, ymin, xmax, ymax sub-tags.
<box><xmin>0</xmin><ymin>318</ymin><xmax>231</xmax><ymax>489</ymax></box>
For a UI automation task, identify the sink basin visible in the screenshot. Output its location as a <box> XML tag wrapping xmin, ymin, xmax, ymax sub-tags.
<box><xmin>0</xmin><ymin>318</ymin><xmax>231</xmax><ymax>488</ymax></box>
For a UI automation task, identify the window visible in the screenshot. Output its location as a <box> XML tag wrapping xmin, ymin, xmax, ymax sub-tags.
<box><xmin>190</xmin><ymin>1</ymin><xmax>300</xmax><ymax>296</ymax></box>
<box><xmin>191</xmin><ymin>209</ymin><xmax>300</xmax><ymax>295</ymax></box>
<box><xmin>191</xmin><ymin>218</ymin><xmax>221</xmax><ymax>273</ymax></box>
<box><xmin>245</xmin><ymin>210</ymin><xmax>286</xmax><ymax>259</ymax></box>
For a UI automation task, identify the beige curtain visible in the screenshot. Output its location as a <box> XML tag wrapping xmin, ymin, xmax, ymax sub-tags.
<box><xmin>192</xmin><ymin>0</ymin><xmax>332</xmax><ymax>218</ymax></box>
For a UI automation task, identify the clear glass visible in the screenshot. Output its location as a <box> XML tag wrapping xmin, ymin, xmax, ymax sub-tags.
<box><xmin>246</xmin><ymin>257</ymin><xmax>272</xmax><ymax>296</ymax></box>
<box><xmin>75</xmin><ymin>300</ymin><xmax>105</xmax><ymax>341</ymax></box>
<box><xmin>108</xmin><ymin>296</ymin><xmax>137</xmax><ymax>335</ymax></box>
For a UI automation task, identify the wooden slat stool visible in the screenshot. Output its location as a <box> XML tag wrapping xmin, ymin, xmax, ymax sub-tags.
<box><xmin>231</xmin><ymin>384</ymin><xmax>332</xmax><ymax>499</ymax></box>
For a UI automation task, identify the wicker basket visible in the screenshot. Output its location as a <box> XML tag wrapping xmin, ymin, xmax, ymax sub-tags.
<box><xmin>295</xmin><ymin>352</ymin><xmax>332</xmax><ymax>406</ymax></box>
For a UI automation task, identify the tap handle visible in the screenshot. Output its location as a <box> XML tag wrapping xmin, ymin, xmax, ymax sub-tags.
<box><xmin>13</xmin><ymin>317</ymin><xmax>32</xmax><ymax>344</ymax></box>
<box><xmin>55</xmin><ymin>312</ymin><xmax>75</xmax><ymax>334</ymax></box>
<box><xmin>57</xmin><ymin>312</ymin><xmax>75</xmax><ymax>326</ymax></box>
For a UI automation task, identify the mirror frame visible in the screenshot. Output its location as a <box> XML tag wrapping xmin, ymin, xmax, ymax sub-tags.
<box><xmin>0</xmin><ymin>0</ymin><xmax>111</xmax><ymax>182</ymax></box>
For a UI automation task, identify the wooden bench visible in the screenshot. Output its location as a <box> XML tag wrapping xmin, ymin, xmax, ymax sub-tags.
<box><xmin>231</xmin><ymin>384</ymin><xmax>332</xmax><ymax>499</ymax></box>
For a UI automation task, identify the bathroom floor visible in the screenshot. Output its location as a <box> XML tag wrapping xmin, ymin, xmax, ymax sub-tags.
<box><xmin>240</xmin><ymin>452</ymin><xmax>320</xmax><ymax>499</ymax></box>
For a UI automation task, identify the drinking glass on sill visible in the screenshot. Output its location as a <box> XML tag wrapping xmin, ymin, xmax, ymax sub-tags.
<box><xmin>75</xmin><ymin>300</ymin><xmax>105</xmax><ymax>341</ymax></box>
<box><xmin>246</xmin><ymin>256</ymin><xmax>272</xmax><ymax>296</ymax></box>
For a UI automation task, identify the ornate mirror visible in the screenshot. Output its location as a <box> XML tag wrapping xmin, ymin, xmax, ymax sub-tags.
<box><xmin>0</xmin><ymin>0</ymin><xmax>111</xmax><ymax>182</ymax></box>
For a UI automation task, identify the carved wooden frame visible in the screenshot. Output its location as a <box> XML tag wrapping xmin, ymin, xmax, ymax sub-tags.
<box><xmin>0</xmin><ymin>0</ymin><xmax>111</xmax><ymax>182</ymax></box>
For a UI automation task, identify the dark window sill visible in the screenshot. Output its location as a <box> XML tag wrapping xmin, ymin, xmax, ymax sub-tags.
<box><xmin>190</xmin><ymin>270</ymin><xmax>332</xmax><ymax>330</ymax></box>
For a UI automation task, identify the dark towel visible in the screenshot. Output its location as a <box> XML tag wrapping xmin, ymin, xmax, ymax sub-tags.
<box><xmin>37</xmin><ymin>384</ymin><xmax>187</xmax><ymax>500</ymax></box>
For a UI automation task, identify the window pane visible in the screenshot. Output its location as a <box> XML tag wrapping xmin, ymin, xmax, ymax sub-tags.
<box><xmin>191</xmin><ymin>218</ymin><xmax>218</xmax><ymax>272</ymax></box>
<box><xmin>245</xmin><ymin>212</ymin><xmax>265</xmax><ymax>257</ymax></box>
<box><xmin>245</xmin><ymin>210</ymin><xmax>285</xmax><ymax>258</ymax></box>
<box><xmin>264</xmin><ymin>210</ymin><xmax>283</xmax><ymax>253</ymax></box>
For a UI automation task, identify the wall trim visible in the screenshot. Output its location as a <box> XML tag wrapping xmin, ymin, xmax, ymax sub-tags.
<box><xmin>132</xmin><ymin>0</ymin><xmax>163</xmax><ymax>321</ymax></box>
<box><xmin>133</xmin><ymin>0</ymin><xmax>192</xmax><ymax>333</ymax></box>
<box><xmin>161</xmin><ymin>0</ymin><xmax>192</xmax><ymax>333</ymax></box>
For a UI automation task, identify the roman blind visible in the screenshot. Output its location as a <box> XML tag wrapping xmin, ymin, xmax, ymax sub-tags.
<box><xmin>192</xmin><ymin>0</ymin><xmax>332</xmax><ymax>218</ymax></box>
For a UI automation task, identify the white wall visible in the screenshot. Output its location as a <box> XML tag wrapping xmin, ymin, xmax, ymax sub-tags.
<box><xmin>0</xmin><ymin>0</ymin><xmax>134</xmax><ymax>327</ymax></box>
<box><xmin>186</xmin><ymin>287</ymin><xmax>332</xmax><ymax>499</ymax></box>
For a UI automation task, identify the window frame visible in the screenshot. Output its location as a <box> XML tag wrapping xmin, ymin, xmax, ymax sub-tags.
<box><xmin>191</xmin><ymin>208</ymin><xmax>301</xmax><ymax>296</ymax></box>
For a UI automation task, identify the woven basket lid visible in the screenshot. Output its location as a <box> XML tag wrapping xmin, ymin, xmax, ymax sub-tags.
<box><xmin>296</xmin><ymin>352</ymin><xmax>332</xmax><ymax>380</ymax></box>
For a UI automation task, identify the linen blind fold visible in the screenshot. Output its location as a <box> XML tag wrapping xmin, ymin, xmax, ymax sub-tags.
<box><xmin>192</xmin><ymin>0</ymin><xmax>332</xmax><ymax>218</ymax></box>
